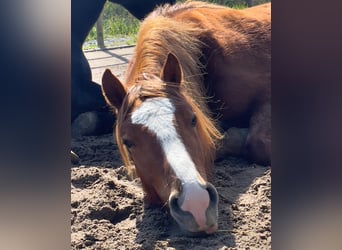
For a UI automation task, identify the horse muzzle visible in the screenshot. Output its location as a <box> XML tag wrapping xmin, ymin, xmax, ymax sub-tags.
<box><xmin>168</xmin><ymin>182</ymin><xmax>219</xmax><ymax>234</ymax></box>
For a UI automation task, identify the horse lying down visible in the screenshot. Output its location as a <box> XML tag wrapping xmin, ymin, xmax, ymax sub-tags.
<box><xmin>102</xmin><ymin>1</ymin><xmax>271</xmax><ymax>234</ymax></box>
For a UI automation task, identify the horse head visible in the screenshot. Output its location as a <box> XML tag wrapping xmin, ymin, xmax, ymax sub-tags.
<box><xmin>102</xmin><ymin>53</ymin><xmax>219</xmax><ymax>234</ymax></box>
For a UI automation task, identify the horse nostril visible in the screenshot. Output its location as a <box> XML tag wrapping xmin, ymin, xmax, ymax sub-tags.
<box><xmin>206</xmin><ymin>182</ymin><xmax>219</xmax><ymax>205</ymax></box>
<box><xmin>169</xmin><ymin>192</ymin><xmax>182</xmax><ymax>213</ymax></box>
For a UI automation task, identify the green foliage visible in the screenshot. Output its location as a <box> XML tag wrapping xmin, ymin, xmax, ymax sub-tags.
<box><xmin>105</xmin><ymin>16</ymin><xmax>139</xmax><ymax>37</ymax></box>
<box><xmin>86</xmin><ymin>26</ymin><xmax>97</xmax><ymax>41</ymax></box>
<box><xmin>84</xmin><ymin>2</ymin><xmax>139</xmax><ymax>49</ymax></box>
<box><xmin>102</xmin><ymin>2</ymin><xmax>139</xmax><ymax>36</ymax></box>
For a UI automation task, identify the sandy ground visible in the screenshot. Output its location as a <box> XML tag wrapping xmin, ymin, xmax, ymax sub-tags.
<box><xmin>71</xmin><ymin>133</ymin><xmax>271</xmax><ymax>250</ymax></box>
<box><xmin>71</xmin><ymin>47</ymin><xmax>271</xmax><ymax>249</ymax></box>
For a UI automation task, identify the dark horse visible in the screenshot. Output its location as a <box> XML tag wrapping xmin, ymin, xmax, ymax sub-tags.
<box><xmin>71</xmin><ymin>0</ymin><xmax>175</xmax><ymax>136</ymax></box>
<box><xmin>102</xmin><ymin>1</ymin><xmax>270</xmax><ymax>234</ymax></box>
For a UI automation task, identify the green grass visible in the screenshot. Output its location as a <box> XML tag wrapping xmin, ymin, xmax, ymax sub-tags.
<box><xmin>105</xmin><ymin>16</ymin><xmax>139</xmax><ymax>36</ymax></box>
<box><xmin>83</xmin><ymin>3</ymin><xmax>139</xmax><ymax>50</ymax></box>
<box><xmin>83</xmin><ymin>15</ymin><xmax>139</xmax><ymax>50</ymax></box>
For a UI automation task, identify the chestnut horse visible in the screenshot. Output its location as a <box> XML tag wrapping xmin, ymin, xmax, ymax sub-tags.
<box><xmin>102</xmin><ymin>1</ymin><xmax>271</xmax><ymax>234</ymax></box>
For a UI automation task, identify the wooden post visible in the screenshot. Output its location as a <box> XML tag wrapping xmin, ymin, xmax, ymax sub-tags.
<box><xmin>96</xmin><ymin>11</ymin><xmax>105</xmax><ymax>49</ymax></box>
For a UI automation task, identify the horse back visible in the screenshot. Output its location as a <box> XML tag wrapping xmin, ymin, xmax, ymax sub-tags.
<box><xmin>171</xmin><ymin>2</ymin><xmax>271</xmax><ymax>125</ymax></box>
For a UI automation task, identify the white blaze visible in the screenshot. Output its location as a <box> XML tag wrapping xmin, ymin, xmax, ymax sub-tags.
<box><xmin>131</xmin><ymin>97</ymin><xmax>198</xmax><ymax>183</ymax></box>
<box><xmin>131</xmin><ymin>97</ymin><xmax>210</xmax><ymax>229</ymax></box>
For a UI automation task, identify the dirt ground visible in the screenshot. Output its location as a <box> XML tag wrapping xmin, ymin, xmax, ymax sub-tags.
<box><xmin>71</xmin><ymin>133</ymin><xmax>271</xmax><ymax>250</ymax></box>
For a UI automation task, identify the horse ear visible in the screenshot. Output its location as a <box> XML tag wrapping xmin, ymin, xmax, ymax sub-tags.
<box><xmin>161</xmin><ymin>53</ymin><xmax>182</xmax><ymax>85</ymax></box>
<box><xmin>101</xmin><ymin>69</ymin><xmax>126</xmax><ymax>110</ymax></box>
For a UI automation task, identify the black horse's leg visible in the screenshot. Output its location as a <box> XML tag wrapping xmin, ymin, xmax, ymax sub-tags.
<box><xmin>71</xmin><ymin>47</ymin><xmax>104</xmax><ymax>119</ymax></box>
<box><xmin>71</xmin><ymin>0</ymin><xmax>176</xmax><ymax>137</ymax></box>
<box><xmin>71</xmin><ymin>0</ymin><xmax>116</xmax><ymax>137</ymax></box>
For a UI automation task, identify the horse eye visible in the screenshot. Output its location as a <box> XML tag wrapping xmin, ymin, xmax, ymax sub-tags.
<box><xmin>123</xmin><ymin>139</ymin><xmax>134</xmax><ymax>149</ymax></box>
<box><xmin>191</xmin><ymin>114</ymin><xmax>197</xmax><ymax>127</ymax></box>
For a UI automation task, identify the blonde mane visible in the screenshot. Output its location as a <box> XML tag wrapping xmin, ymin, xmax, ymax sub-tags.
<box><xmin>116</xmin><ymin>2</ymin><xmax>225</xmax><ymax>178</ymax></box>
